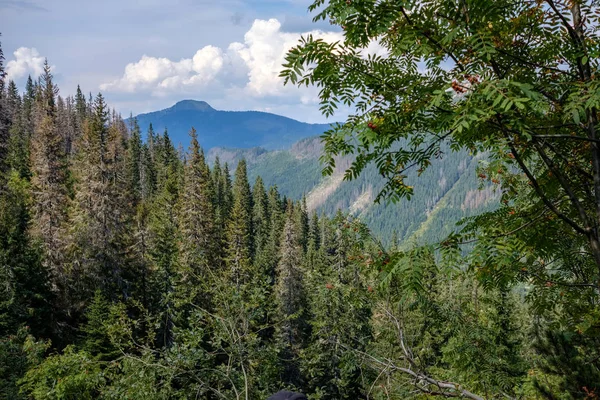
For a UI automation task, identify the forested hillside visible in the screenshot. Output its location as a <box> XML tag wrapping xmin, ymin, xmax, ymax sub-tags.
<box><xmin>209</xmin><ymin>137</ymin><xmax>499</xmax><ymax>246</ymax></box>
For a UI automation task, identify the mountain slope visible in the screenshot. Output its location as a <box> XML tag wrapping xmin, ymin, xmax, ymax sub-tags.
<box><xmin>131</xmin><ymin>100</ymin><xmax>332</xmax><ymax>150</ymax></box>
<box><xmin>209</xmin><ymin>137</ymin><xmax>500</xmax><ymax>246</ymax></box>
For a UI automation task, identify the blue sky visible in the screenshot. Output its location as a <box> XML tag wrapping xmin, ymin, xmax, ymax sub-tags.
<box><xmin>0</xmin><ymin>0</ymin><xmax>343</xmax><ymax>122</ymax></box>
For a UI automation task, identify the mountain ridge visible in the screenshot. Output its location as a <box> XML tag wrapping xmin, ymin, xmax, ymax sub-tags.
<box><xmin>130</xmin><ymin>100</ymin><xmax>333</xmax><ymax>151</ymax></box>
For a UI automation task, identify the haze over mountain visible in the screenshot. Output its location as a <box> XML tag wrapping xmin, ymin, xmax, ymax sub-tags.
<box><xmin>130</xmin><ymin>100</ymin><xmax>333</xmax><ymax>150</ymax></box>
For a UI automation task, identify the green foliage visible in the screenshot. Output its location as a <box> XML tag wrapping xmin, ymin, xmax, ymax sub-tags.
<box><xmin>0</xmin><ymin>327</ymin><xmax>48</xmax><ymax>400</ymax></box>
<box><xmin>6</xmin><ymin>11</ymin><xmax>600</xmax><ymax>397</ymax></box>
<box><xmin>20</xmin><ymin>346</ymin><xmax>104</xmax><ymax>400</ymax></box>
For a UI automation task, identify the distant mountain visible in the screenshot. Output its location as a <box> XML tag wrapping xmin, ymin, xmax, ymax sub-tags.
<box><xmin>209</xmin><ymin>137</ymin><xmax>500</xmax><ymax>246</ymax></box>
<box><xmin>130</xmin><ymin>100</ymin><xmax>332</xmax><ymax>150</ymax></box>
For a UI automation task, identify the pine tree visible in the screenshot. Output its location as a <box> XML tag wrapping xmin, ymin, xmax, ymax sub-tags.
<box><xmin>22</xmin><ymin>75</ymin><xmax>34</xmax><ymax>147</ymax></box>
<box><xmin>308</xmin><ymin>212</ymin><xmax>320</xmax><ymax>251</ymax></box>
<box><xmin>146</xmin><ymin>126</ymin><xmax>181</xmax><ymax>347</ymax></box>
<box><xmin>127</xmin><ymin>118</ymin><xmax>142</xmax><ymax>205</ymax></box>
<box><xmin>140</xmin><ymin>143</ymin><xmax>156</xmax><ymax>201</ymax></box>
<box><xmin>81</xmin><ymin>291</ymin><xmax>118</xmax><ymax>361</ymax></box>
<box><xmin>295</xmin><ymin>197</ymin><xmax>309</xmax><ymax>253</ymax></box>
<box><xmin>0</xmin><ymin>171</ymin><xmax>53</xmax><ymax>339</ymax></box>
<box><xmin>302</xmin><ymin>214</ymin><xmax>373</xmax><ymax>399</ymax></box>
<box><xmin>0</xmin><ymin>38</ymin><xmax>9</xmax><ymax>179</ymax></box>
<box><xmin>55</xmin><ymin>95</ymin><xmax>76</xmax><ymax>157</ymax></box>
<box><xmin>222</xmin><ymin>162</ymin><xmax>233</xmax><ymax>217</ymax></box>
<box><xmin>68</xmin><ymin>93</ymin><xmax>131</xmax><ymax>302</ymax></box>
<box><xmin>5</xmin><ymin>82</ymin><xmax>29</xmax><ymax>179</ymax></box>
<box><xmin>226</xmin><ymin>159</ymin><xmax>253</xmax><ymax>286</ymax></box>
<box><xmin>177</xmin><ymin>127</ymin><xmax>216</xmax><ymax>310</ymax></box>
<box><xmin>148</xmin><ymin>160</ymin><xmax>179</xmax><ymax>348</ymax></box>
<box><xmin>29</xmin><ymin>61</ymin><xmax>68</xmax><ymax>292</ymax></box>
<box><xmin>275</xmin><ymin>201</ymin><xmax>308</xmax><ymax>386</ymax></box>
<box><xmin>74</xmin><ymin>85</ymin><xmax>87</xmax><ymax>121</ymax></box>
<box><xmin>252</xmin><ymin>176</ymin><xmax>271</xmax><ymax>275</ymax></box>
<box><xmin>266</xmin><ymin>186</ymin><xmax>285</xmax><ymax>282</ymax></box>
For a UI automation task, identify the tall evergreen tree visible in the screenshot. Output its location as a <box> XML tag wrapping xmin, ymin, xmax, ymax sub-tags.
<box><xmin>177</xmin><ymin>127</ymin><xmax>216</xmax><ymax>310</ymax></box>
<box><xmin>68</xmin><ymin>93</ymin><xmax>130</xmax><ymax>303</ymax></box>
<box><xmin>74</xmin><ymin>85</ymin><xmax>86</xmax><ymax>121</ymax></box>
<box><xmin>29</xmin><ymin>61</ymin><xmax>68</xmax><ymax>292</ymax></box>
<box><xmin>0</xmin><ymin>37</ymin><xmax>9</xmax><ymax>179</ymax></box>
<box><xmin>252</xmin><ymin>176</ymin><xmax>271</xmax><ymax>275</ymax></box>
<box><xmin>266</xmin><ymin>186</ymin><xmax>285</xmax><ymax>282</ymax></box>
<box><xmin>0</xmin><ymin>171</ymin><xmax>52</xmax><ymax>339</ymax></box>
<box><xmin>295</xmin><ymin>197</ymin><xmax>309</xmax><ymax>253</ymax></box>
<box><xmin>148</xmin><ymin>157</ymin><xmax>179</xmax><ymax>348</ymax></box>
<box><xmin>127</xmin><ymin>117</ymin><xmax>142</xmax><ymax>205</ymax></box>
<box><xmin>275</xmin><ymin>201</ymin><xmax>309</xmax><ymax>386</ymax></box>
<box><xmin>6</xmin><ymin>81</ymin><xmax>29</xmax><ymax>178</ymax></box>
<box><xmin>308</xmin><ymin>212</ymin><xmax>320</xmax><ymax>251</ymax></box>
<box><xmin>226</xmin><ymin>159</ymin><xmax>253</xmax><ymax>286</ymax></box>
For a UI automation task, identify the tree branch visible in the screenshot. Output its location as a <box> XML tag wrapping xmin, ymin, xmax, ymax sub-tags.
<box><xmin>532</xmin><ymin>134</ymin><xmax>600</xmax><ymax>144</ymax></box>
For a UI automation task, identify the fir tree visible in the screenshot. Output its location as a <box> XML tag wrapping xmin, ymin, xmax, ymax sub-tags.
<box><xmin>0</xmin><ymin>171</ymin><xmax>52</xmax><ymax>339</ymax></box>
<box><xmin>147</xmin><ymin>137</ymin><xmax>180</xmax><ymax>348</ymax></box>
<box><xmin>5</xmin><ymin>82</ymin><xmax>29</xmax><ymax>178</ymax></box>
<box><xmin>74</xmin><ymin>85</ymin><xmax>87</xmax><ymax>121</ymax></box>
<box><xmin>140</xmin><ymin>143</ymin><xmax>156</xmax><ymax>201</ymax></box>
<box><xmin>0</xmin><ymin>38</ymin><xmax>9</xmax><ymax>178</ymax></box>
<box><xmin>294</xmin><ymin>197</ymin><xmax>309</xmax><ymax>253</ymax></box>
<box><xmin>275</xmin><ymin>201</ymin><xmax>308</xmax><ymax>386</ymax></box>
<box><xmin>68</xmin><ymin>93</ymin><xmax>130</xmax><ymax>303</ymax></box>
<box><xmin>308</xmin><ymin>212</ymin><xmax>320</xmax><ymax>251</ymax></box>
<box><xmin>29</xmin><ymin>61</ymin><xmax>68</xmax><ymax>292</ymax></box>
<box><xmin>266</xmin><ymin>185</ymin><xmax>285</xmax><ymax>282</ymax></box>
<box><xmin>226</xmin><ymin>159</ymin><xmax>253</xmax><ymax>286</ymax></box>
<box><xmin>177</xmin><ymin>127</ymin><xmax>216</xmax><ymax>310</ymax></box>
<box><xmin>127</xmin><ymin>117</ymin><xmax>142</xmax><ymax>204</ymax></box>
<box><xmin>252</xmin><ymin>176</ymin><xmax>271</xmax><ymax>275</ymax></box>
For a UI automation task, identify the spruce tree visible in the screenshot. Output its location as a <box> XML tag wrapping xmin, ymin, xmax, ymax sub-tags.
<box><xmin>308</xmin><ymin>212</ymin><xmax>320</xmax><ymax>251</ymax></box>
<box><xmin>147</xmin><ymin>127</ymin><xmax>180</xmax><ymax>347</ymax></box>
<box><xmin>127</xmin><ymin>117</ymin><xmax>142</xmax><ymax>205</ymax></box>
<box><xmin>266</xmin><ymin>185</ymin><xmax>285</xmax><ymax>282</ymax></box>
<box><xmin>6</xmin><ymin>82</ymin><xmax>29</xmax><ymax>178</ymax></box>
<box><xmin>294</xmin><ymin>197</ymin><xmax>309</xmax><ymax>253</ymax></box>
<box><xmin>226</xmin><ymin>159</ymin><xmax>253</xmax><ymax>286</ymax></box>
<box><xmin>74</xmin><ymin>85</ymin><xmax>87</xmax><ymax>121</ymax></box>
<box><xmin>275</xmin><ymin>201</ymin><xmax>308</xmax><ymax>386</ymax></box>
<box><xmin>177</xmin><ymin>127</ymin><xmax>216</xmax><ymax>310</ymax></box>
<box><xmin>0</xmin><ymin>171</ymin><xmax>52</xmax><ymax>339</ymax></box>
<box><xmin>0</xmin><ymin>38</ymin><xmax>9</xmax><ymax>178</ymax></box>
<box><xmin>252</xmin><ymin>176</ymin><xmax>271</xmax><ymax>275</ymax></box>
<box><xmin>29</xmin><ymin>61</ymin><xmax>68</xmax><ymax>292</ymax></box>
<box><xmin>68</xmin><ymin>93</ymin><xmax>130</xmax><ymax>303</ymax></box>
<box><xmin>140</xmin><ymin>143</ymin><xmax>156</xmax><ymax>201</ymax></box>
<box><xmin>302</xmin><ymin>214</ymin><xmax>372</xmax><ymax>399</ymax></box>
<box><xmin>148</xmin><ymin>163</ymin><xmax>179</xmax><ymax>348</ymax></box>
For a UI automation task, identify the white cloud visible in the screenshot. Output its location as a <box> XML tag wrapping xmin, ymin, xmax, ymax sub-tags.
<box><xmin>100</xmin><ymin>17</ymin><xmax>387</xmax><ymax>123</ymax></box>
<box><xmin>100</xmin><ymin>18</ymin><xmax>349</xmax><ymax>99</ymax></box>
<box><xmin>6</xmin><ymin>47</ymin><xmax>47</xmax><ymax>80</ymax></box>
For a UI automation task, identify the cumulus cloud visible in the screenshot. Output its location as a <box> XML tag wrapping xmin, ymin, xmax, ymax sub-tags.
<box><xmin>6</xmin><ymin>47</ymin><xmax>47</xmax><ymax>80</ymax></box>
<box><xmin>101</xmin><ymin>18</ymin><xmax>350</xmax><ymax>99</ymax></box>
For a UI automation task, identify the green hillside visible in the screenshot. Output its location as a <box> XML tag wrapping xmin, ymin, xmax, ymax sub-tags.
<box><xmin>208</xmin><ymin>136</ymin><xmax>500</xmax><ymax>246</ymax></box>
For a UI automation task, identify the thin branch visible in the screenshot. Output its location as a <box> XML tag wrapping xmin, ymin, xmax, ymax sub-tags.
<box><xmin>340</xmin><ymin>343</ymin><xmax>488</xmax><ymax>400</ymax></box>
<box><xmin>533</xmin><ymin>141</ymin><xmax>593</xmax><ymax>232</ymax></box>
<box><xmin>499</xmin><ymin>123</ymin><xmax>587</xmax><ymax>235</ymax></box>
<box><xmin>532</xmin><ymin>134</ymin><xmax>600</xmax><ymax>144</ymax></box>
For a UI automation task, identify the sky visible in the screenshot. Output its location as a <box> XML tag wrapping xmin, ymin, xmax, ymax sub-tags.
<box><xmin>0</xmin><ymin>0</ymin><xmax>346</xmax><ymax>123</ymax></box>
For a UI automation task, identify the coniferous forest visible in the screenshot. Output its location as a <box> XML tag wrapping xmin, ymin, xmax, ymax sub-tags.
<box><xmin>3</xmin><ymin>0</ymin><xmax>600</xmax><ymax>399</ymax></box>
